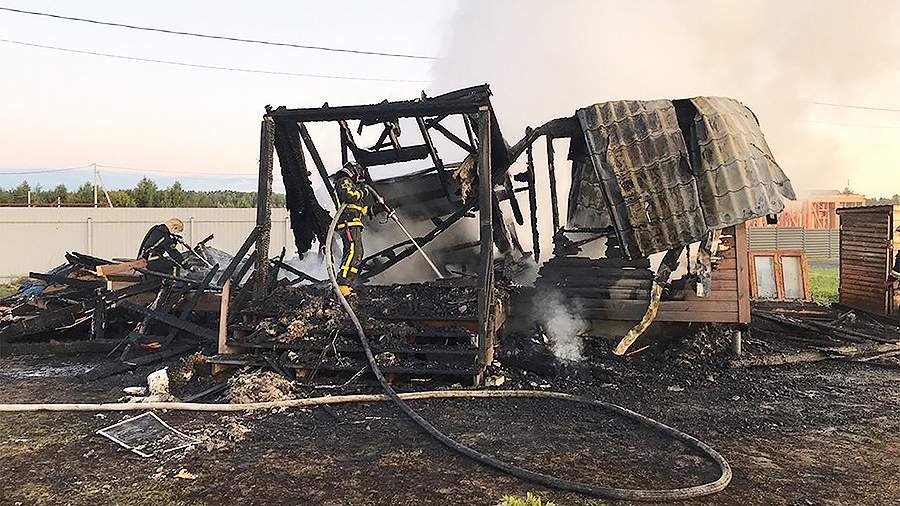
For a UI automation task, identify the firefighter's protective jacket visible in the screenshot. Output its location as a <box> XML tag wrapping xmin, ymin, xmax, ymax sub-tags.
<box><xmin>335</xmin><ymin>176</ymin><xmax>373</xmax><ymax>228</ymax></box>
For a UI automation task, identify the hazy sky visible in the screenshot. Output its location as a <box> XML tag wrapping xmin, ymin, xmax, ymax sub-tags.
<box><xmin>0</xmin><ymin>0</ymin><xmax>898</xmax><ymax>196</ymax></box>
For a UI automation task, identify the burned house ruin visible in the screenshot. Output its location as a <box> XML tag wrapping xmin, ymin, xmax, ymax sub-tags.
<box><xmin>214</xmin><ymin>86</ymin><xmax>798</xmax><ymax>381</ymax></box>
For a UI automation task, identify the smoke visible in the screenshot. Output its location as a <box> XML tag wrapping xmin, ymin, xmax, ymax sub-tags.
<box><xmin>429</xmin><ymin>0</ymin><xmax>900</xmax><ymax>255</ymax></box>
<box><xmin>533</xmin><ymin>290</ymin><xmax>588</xmax><ymax>361</ymax></box>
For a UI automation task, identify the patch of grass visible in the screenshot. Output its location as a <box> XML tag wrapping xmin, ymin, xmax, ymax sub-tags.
<box><xmin>809</xmin><ymin>267</ymin><xmax>838</xmax><ymax>304</ymax></box>
<box><xmin>0</xmin><ymin>282</ymin><xmax>19</xmax><ymax>299</ymax></box>
<box><xmin>500</xmin><ymin>492</ymin><xmax>557</xmax><ymax>506</ymax></box>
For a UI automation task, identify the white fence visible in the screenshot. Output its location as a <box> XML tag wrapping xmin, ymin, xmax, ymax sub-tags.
<box><xmin>0</xmin><ymin>207</ymin><xmax>292</xmax><ymax>281</ymax></box>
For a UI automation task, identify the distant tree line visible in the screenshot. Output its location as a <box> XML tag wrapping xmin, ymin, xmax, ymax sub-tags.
<box><xmin>0</xmin><ymin>178</ymin><xmax>286</xmax><ymax>208</ymax></box>
<box><xmin>866</xmin><ymin>194</ymin><xmax>900</xmax><ymax>206</ymax></box>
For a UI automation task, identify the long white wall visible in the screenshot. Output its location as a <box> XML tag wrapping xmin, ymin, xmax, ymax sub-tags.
<box><xmin>0</xmin><ymin>207</ymin><xmax>292</xmax><ymax>281</ymax></box>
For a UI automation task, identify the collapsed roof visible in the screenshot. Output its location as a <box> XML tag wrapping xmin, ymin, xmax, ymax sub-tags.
<box><xmin>566</xmin><ymin>96</ymin><xmax>795</xmax><ymax>258</ymax></box>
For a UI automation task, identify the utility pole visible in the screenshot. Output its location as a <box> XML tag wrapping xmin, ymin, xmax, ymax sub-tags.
<box><xmin>93</xmin><ymin>163</ymin><xmax>99</xmax><ymax>207</ymax></box>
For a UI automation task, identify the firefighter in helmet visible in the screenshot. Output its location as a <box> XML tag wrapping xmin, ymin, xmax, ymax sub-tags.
<box><xmin>138</xmin><ymin>218</ymin><xmax>186</xmax><ymax>270</ymax></box>
<box><xmin>332</xmin><ymin>162</ymin><xmax>391</xmax><ymax>296</ymax></box>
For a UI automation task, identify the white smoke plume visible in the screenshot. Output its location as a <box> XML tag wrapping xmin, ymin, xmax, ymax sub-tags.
<box><xmin>430</xmin><ymin>0</ymin><xmax>900</xmax><ymax>255</ymax></box>
<box><xmin>534</xmin><ymin>290</ymin><xmax>588</xmax><ymax>361</ymax></box>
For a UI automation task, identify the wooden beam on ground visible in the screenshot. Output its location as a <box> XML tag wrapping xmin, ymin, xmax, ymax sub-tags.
<box><xmin>119</xmin><ymin>300</ymin><xmax>217</xmax><ymax>341</ymax></box>
<box><xmin>730</xmin><ymin>341</ymin><xmax>900</xmax><ymax>368</ymax></box>
<box><xmin>161</xmin><ymin>265</ymin><xmax>219</xmax><ymax>346</ymax></box>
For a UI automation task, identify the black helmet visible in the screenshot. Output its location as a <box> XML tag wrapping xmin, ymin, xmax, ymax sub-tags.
<box><xmin>334</xmin><ymin>161</ymin><xmax>366</xmax><ymax>182</ymax></box>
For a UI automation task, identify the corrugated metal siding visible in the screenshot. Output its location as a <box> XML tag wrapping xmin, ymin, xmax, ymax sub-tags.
<box><xmin>689</xmin><ymin>97</ymin><xmax>796</xmax><ymax>228</ymax></box>
<box><xmin>748</xmin><ymin>228</ymin><xmax>840</xmax><ymax>258</ymax></box>
<box><xmin>567</xmin><ymin>96</ymin><xmax>795</xmax><ymax>259</ymax></box>
<box><xmin>0</xmin><ymin>208</ymin><xmax>291</xmax><ymax>280</ymax></box>
<box><xmin>836</xmin><ymin>206</ymin><xmax>895</xmax><ymax>315</ymax></box>
<box><xmin>574</xmin><ymin>100</ymin><xmax>705</xmax><ymax>257</ymax></box>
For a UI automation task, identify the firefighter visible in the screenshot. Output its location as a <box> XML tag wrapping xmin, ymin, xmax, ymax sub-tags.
<box><xmin>332</xmin><ymin>162</ymin><xmax>391</xmax><ymax>296</ymax></box>
<box><xmin>138</xmin><ymin>218</ymin><xmax>186</xmax><ymax>269</ymax></box>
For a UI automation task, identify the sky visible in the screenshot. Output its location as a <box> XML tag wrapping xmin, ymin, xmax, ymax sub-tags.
<box><xmin>0</xmin><ymin>0</ymin><xmax>455</xmax><ymax>191</ymax></box>
<box><xmin>0</xmin><ymin>0</ymin><xmax>898</xmax><ymax>197</ymax></box>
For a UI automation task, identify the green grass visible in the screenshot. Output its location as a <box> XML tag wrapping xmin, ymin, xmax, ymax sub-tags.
<box><xmin>0</xmin><ymin>283</ymin><xmax>18</xmax><ymax>299</ymax></box>
<box><xmin>500</xmin><ymin>492</ymin><xmax>557</xmax><ymax>506</ymax></box>
<box><xmin>809</xmin><ymin>267</ymin><xmax>838</xmax><ymax>304</ymax></box>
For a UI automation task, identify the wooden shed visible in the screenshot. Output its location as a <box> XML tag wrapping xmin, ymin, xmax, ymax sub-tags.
<box><xmin>835</xmin><ymin>205</ymin><xmax>900</xmax><ymax>317</ymax></box>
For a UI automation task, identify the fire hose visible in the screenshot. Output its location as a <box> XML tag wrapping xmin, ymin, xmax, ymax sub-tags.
<box><xmin>0</xmin><ymin>208</ymin><xmax>732</xmax><ymax>501</ymax></box>
<box><xmin>323</xmin><ymin>204</ymin><xmax>731</xmax><ymax>502</ymax></box>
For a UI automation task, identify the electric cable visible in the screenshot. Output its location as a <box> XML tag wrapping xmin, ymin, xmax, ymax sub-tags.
<box><xmin>0</xmin><ymin>6</ymin><xmax>437</xmax><ymax>60</ymax></box>
<box><xmin>0</xmin><ymin>38</ymin><xmax>429</xmax><ymax>83</ymax></box>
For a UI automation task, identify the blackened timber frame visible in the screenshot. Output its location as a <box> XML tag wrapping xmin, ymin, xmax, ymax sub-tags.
<box><xmin>256</xmin><ymin>86</ymin><xmax>503</xmax><ymax>374</ymax></box>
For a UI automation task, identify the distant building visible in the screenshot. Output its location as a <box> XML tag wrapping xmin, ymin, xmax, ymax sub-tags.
<box><xmin>747</xmin><ymin>190</ymin><xmax>867</xmax><ymax>229</ymax></box>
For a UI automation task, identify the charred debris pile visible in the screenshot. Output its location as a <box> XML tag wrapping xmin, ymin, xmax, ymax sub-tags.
<box><xmin>0</xmin><ymin>235</ymin><xmax>258</xmax><ymax>380</ymax></box>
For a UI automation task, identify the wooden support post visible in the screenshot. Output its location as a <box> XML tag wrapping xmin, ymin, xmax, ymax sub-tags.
<box><xmin>298</xmin><ymin>122</ymin><xmax>338</xmax><ymax>207</ymax></box>
<box><xmin>254</xmin><ymin>117</ymin><xmax>274</xmax><ymax>301</ymax></box>
<box><xmin>476</xmin><ymin>107</ymin><xmax>495</xmax><ymax>377</ymax></box>
<box><xmin>91</xmin><ymin>294</ymin><xmax>106</xmax><ymax>340</ymax></box>
<box><xmin>546</xmin><ymin>136</ymin><xmax>560</xmax><ymax>233</ymax></box>
<box><xmin>525</xmin><ymin>127</ymin><xmax>540</xmax><ymax>263</ymax></box>
<box><xmin>735</xmin><ymin>224</ymin><xmax>751</xmax><ymax>323</ymax></box>
<box><xmin>213</xmin><ymin>279</ymin><xmax>238</xmax><ymax>375</ymax></box>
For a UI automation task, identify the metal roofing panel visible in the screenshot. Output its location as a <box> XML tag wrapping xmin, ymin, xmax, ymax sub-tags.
<box><xmin>573</xmin><ymin>100</ymin><xmax>706</xmax><ymax>257</ymax></box>
<box><xmin>689</xmin><ymin>97</ymin><xmax>796</xmax><ymax>228</ymax></box>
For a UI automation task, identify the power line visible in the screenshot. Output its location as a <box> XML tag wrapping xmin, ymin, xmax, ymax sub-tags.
<box><xmin>804</xmin><ymin>120</ymin><xmax>900</xmax><ymax>129</ymax></box>
<box><xmin>96</xmin><ymin>164</ymin><xmax>256</xmax><ymax>178</ymax></box>
<box><xmin>0</xmin><ymin>38</ymin><xmax>429</xmax><ymax>83</ymax></box>
<box><xmin>0</xmin><ymin>164</ymin><xmax>256</xmax><ymax>178</ymax></box>
<box><xmin>0</xmin><ymin>164</ymin><xmax>92</xmax><ymax>175</ymax></box>
<box><xmin>812</xmin><ymin>101</ymin><xmax>900</xmax><ymax>113</ymax></box>
<box><xmin>0</xmin><ymin>5</ymin><xmax>437</xmax><ymax>61</ymax></box>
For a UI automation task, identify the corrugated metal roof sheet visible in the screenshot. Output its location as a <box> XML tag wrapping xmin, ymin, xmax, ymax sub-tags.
<box><xmin>689</xmin><ymin>97</ymin><xmax>796</xmax><ymax>228</ymax></box>
<box><xmin>573</xmin><ymin>100</ymin><xmax>706</xmax><ymax>257</ymax></box>
<box><xmin>567</xmin><ymin>96</ymin><xmax>795</xmax><ymax>258</ymax></box>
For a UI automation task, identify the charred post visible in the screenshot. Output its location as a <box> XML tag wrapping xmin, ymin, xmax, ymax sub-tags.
<box><xmin>525</xmin><ymin>127</ymin><xmax>540</xmax><ymax>263</ymax></box>
<box><xmin>254</xmin><ymin>117</ymin><xmax>275</xmax><ymax>301</ymax></box>
<box><xmin>546</xmin><ymin>135</ymin><xmax>561</xmax><ymax>233</ymax></box>
<box><xmin>477</xmin><ymin>106</ymin><xmax>495</xmax><ymax>370</ymax></box>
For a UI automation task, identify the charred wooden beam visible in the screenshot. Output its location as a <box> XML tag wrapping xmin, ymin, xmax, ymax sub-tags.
<box><xmin>428</xmin><ymin>119</ymin><xmax>476</xmax><ymax>154</ymax></box>
<box><xmin>502</xmin><ymin>174</ymin><xmax>524</xmax><ymax>226</ymax></box>
<box><xmin>268</xmin><ymin>101</ymin><xmax>484</xmax><ymax>123</ymax></box>
<box><xmin>416</xmin><ymin>117</ymin><xmax>454</xmax><ymax>201</ymax></box>
<box><xmin>359</xmin><ymin>202</ymin><xmax>475</xmax><ymax>280</ymax></box>
<box><xmin>546</xmin><ymin>136</ymin><xmax>561</xmax><ymax>233</ymax></box>
<box><xmin>119</xmin><ymin>300</ymin><xmax>217</xmax><ymax>341</ymax></box>
<box><xmin>525</xmin><ymin>127</ymin><xmax>540</xmax><ymax>263</ymax></box>
<box><xmin>255</xmin><ymin>117</ymin><xmax>275</xmax><ymax>301</ymax></box>
<box><xmin>219</xmin><ymin>226</ymin><xmax>260</xmax><ymax>287</ymax></box>
<box><xmin>477</xmin><ymin>106</ymin><xmax>495</xmax><ymax>371</ymax></box>
<box><xmin>79</xmin><ymin>343</ymin><xmax>197</xmax><ymax>382</ymax></box>
<box><xmin>298</xmin><ymin>122</ymin><xmax>338</xmax><ymax>207</ymax></box>
<box><xmin>28</xmin><ymin>272</ymin><xmax>104</xmax><ymax>290</ymax></box>
<box><xmin>161</xmin><ymin>264</ymin><xmax>219</xmax><ymax>346</ymax></box>
<box><xmin>232</xmin><ymin>250</ymin><xmax>258</xmax><ymax>286</ymax></box>
<box><xmin>274</xmin><ymin>259</ymin><xmax>321</xmax><ymax>284</ymax></box>
<box><xmin>352</xmin><ymin>144</ymin><xmax>430</xmax><ymax>166</ymax></box>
